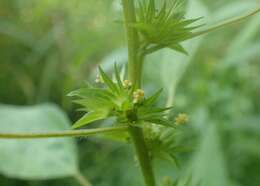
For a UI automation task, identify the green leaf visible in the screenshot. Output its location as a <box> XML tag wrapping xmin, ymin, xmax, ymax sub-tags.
<box><xmin>144</xmin><ymin>0</ymin><xmax>208</xmax><ymax>107</ymax></box>
<box><xmin>145</xmin><ymin>117</ymin><xmax>174</xmax><ymax>128</ymax></box>
<box><xmin>136</xmin><ymin>0</ymin><xmax>203</xmax><ymax>54</ymax></box>
<box><xmin>98</xmin><ymin>66</ymin><xmax>119</xmax><ymax>93</ymax></box>
<box><xmin>68</xmin><ymin>87</ymin><xmax>114</xmax><ymax>100</ymax></box>
<box><xmin>182</xmin><ymin>124</ymin><xmax>229</xmax><ymax>186</ymax></box>
<box><xmin>138</xmin><ymin>107</ymin><xmax>172</xmax><ymax>117</ymax></box>
<box><xmin>0</xmin><ymin>104</ymin><xmax>78</xmax><ymax>180</ymax></box>
<box><xmin>114</xmin><ymin>63</ymin><xmax>124</xmax><ymax>90</ymax></box>
<box><xmin>72</xmin><ymin>111</ymin><xmax>109</xmax><ymax>129</ymax></box>
<box><xmin>69</xmin><ymin>88</ymin><xmax>115</xmax><ymax>111</ymax></box>
<box><xmin>143</xmin><ymin>88</ymin><xmax>163</xmax><ymax>106</ymax></box>
<box><xmin>169</xmin><ymin>44</ymin><xmax>188</xmax><ymax>55</ymax></box>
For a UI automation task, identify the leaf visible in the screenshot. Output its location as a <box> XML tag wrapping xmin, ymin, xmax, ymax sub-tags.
<box><xmin>0</xmin><ymin>104</ymin><xmax>78</xmax><ymax>180</ymax></box>
<box><xmin>69</xmin><ymin>88</ymin><xmax>115</xmax><ymax>110</ymax></box>
<box><xmin>181</xmin><ymin>124</ymin><xmax>229</xmax><ymax>186</ymax></box>
<box><xmin>99</xmin><ymin>66</ymin><xmax>119</xmax><ymax>93</ymax></box>
<box><xmin>114</xmin><ymin>63</ymin><xmax>124</xmax><ymax>90</ymax></box>
<box><xmin>169</xmin><ymin>44</ymin><xmax>188</xmax><ymax>55</ymax></box>
<box><xmin>72</xmin><ymin>110</ymin><xmax>109</xmax><ymax>129</ymax></box>
<box><xmin>68</xmin><ymin>87</ymin><xmax>114</xmax><ymax>100</ymax></box>
<box><xmin>144</xmin><ymin>117</ymin><xmax>174</xmax><ymax>128</ymax></box>
<box><xmin>136</xmin><ymin>0</ymin><xmax>203</xmax><ymax>54</ymax></box>
<box><xmin>143</xmin><ymin>88</ymin><xmax>163</xmax><ymax>106</ymax></box>
<box><xmin>144</xmin><ymin>0</ymin><xmax>208</xmax><ymax>107</ymax></box>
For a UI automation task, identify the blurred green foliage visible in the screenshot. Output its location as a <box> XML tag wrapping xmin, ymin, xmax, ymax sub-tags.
<box><xmin>0</xmin><ymin>0</ymin><xmax>259</xmax><ymax>186</ymax></box>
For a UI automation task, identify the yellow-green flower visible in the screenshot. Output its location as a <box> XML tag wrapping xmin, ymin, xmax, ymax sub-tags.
<box><xmin>123</xmin><ymin>79</ymin><xmax>132</xmax><ymax>89</ymax></box>
<box><xmin>175</xmin><ymin>113</ymin><xmax>188</xmax><ymax>125</ymax></box>
<box><xmin>133</xmin><ymin>89</ymin><xmax>145</xmax><ymax>103</ymax></box>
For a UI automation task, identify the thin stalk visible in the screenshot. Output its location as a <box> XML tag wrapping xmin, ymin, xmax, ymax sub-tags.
<box><xmin>73</xmin><ymin>171</ymin><xmax>92</xmax><ymax>186</ymax></box>
<box><xmin>192</xmin><ymin>6</ymin><xmax>260</xmax><ymax>38</ymax></box>
<box><xmin>0</xmin><ymin>126</ymin><xmax>128</xmax><ymax>139</ymax></box>
<box><xmin>122</xmin><ymin>1</ymin><xmax>156</xmax><ymax>186</ymax></box>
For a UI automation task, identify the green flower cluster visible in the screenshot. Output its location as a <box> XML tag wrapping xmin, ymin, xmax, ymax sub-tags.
<box><xmin>68</xmin><ymin>64</ymin><xmax>175</xmax><ymax>129</ymax></box>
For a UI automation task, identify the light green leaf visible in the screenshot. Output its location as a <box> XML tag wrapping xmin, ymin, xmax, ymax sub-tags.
<box><xmin>0</xmin><ymin>104</ymin><xmax>78</xmax><ymax>180</ymax></box>
<box><xmin>99</xmin><ymin>66</ymin><xmax>119</xmax><ymax>93</ymax></box>
<box><xmin>114</xmin><ymin>63</ymin><xmax>124</xmax><ymax>90</ymax></box>
<box><xmin>69</xmin><ymin>88</ymin><xmax>115</xmax><ymax>111</ymax></box>
<box><xmin>181</xmin><ymin>124</ymin><xmax>229</xmax><ymax>186</ymax></box>
<box><xmin>72</xmin><ymin>111</ymin><xmax>109</xmax><ymax>129</ymax></box>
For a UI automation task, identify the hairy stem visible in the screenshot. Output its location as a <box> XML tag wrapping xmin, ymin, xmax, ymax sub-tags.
<box><xmin>122</xmin><ymin>1</ymin><xmax>156</xmax><ymax>186</ymax></box>
<box><xmin>0</xmin><ymin>126</ymin><xmax>128</xmax><ymax>139</ymax></box>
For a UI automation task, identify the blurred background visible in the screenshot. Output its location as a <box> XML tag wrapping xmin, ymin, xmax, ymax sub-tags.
<box><xmin>0</xmin><ymin>0</ymin><xmax>259</xmax><ymax>186</ymax></box>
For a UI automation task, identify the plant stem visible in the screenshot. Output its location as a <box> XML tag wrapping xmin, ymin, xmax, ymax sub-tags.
<box><xmin>74</xmin><ymin>171</ymin><xmax>92</xmax><ymax>186</ymax></box>
<box><xmin>122</xmin><ymin>0</ymin><xmax>141</xmax><ymax>88</ymax></box>
<box><xmin>0</xmin><ymin>126</ymin><xmax>128</xmax><ymax>139</ymax></box>
<box><xmin>192</xmin><ymin>6</ymin><xmax>260</xmax><ymax>38</ymax></box>
<box><xmin>122</xmin><ymin>1</ymin><xmax>156</xmax><ymax>186</ymax></box>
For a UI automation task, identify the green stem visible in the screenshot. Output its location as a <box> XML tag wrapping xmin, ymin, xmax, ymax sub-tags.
<box><xmin>192</xmin><ymin>6</ymin><xmax>260</xmax><ymax>38</ymax></box>
<box><xmin>129</xmin><ymin>126</ymin><xmax>156</xmax><ymax>186</ymax></box>
<box><xmin>122</xmin><ymin>1</ymin><xmax>156</xmax><ymax>186</ymax></box>
<box><xmin>122</xmin><ymin>0</ymin><xmax>141</xmax><ymax>88</ymax></box>
<box><xmin>73</xmin><ymin>171</ymin><xmax>92</xmax><ymax>186</ymax></box>
<box><xmin>0</xmin><ymin>126</ymin><xmax>128</xmax><ymax>139</ymax></box>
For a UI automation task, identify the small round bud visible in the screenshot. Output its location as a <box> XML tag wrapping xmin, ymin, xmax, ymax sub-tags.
<box><xmin>133</xmin><ymin>89</ymin><xmax>145</xmax><ymax>104</ymax></box>
<box><xmin>123</xmin><ymin>80</ymin><xmax>132</xmax><ymax>89</ymax></box>
<box><xmin>95</xmin><ymin>74</ymin><xmax>104</xmax><ymax>83</ymax></box>
<box><xmin>175</xmin><ymin>113</ymin><xmax>188</xmax><ymax>125</ymax></box>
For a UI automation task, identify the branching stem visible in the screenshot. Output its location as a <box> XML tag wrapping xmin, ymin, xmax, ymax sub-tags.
<box><xmin>192</xmin><ymin>6</ymin><xmax>260</xmax><ymax>37</ymax></box>
<box><xmin>0</xmin><ymin>126</ymin><xmax>128</xmax><ymax>139</ymax></box>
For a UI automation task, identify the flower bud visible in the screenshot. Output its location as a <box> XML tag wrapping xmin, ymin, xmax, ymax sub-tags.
<box><xmin>123</xmin><ymin>80</ymin><xmax>132</xmax><ymax>89</ymax></box>
<box><xmin>95</xmin><ymin>74</ymin><xmax>104</xmax><ymax>83</ymax></box>
<box><xmin>175</xmin><ymin>113</ymin><xmax>188</xmax><ymax>125</ymax></box>
<box><xmin>133</xmin><ymin>89</ymin><xmax>145</xmax><ymax>104</ymax></box>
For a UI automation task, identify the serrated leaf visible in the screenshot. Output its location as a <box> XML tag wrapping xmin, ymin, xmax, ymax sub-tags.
<box><xmin>72</xmin><ymin>111</ymin><xmax>109</xmax><ymax>129</ymax></box>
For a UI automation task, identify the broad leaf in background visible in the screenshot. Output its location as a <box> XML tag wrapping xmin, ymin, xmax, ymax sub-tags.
<box><xmin>179</xmin><ymin>124</ymin><xmax>229</xmax><ymax>186</ymax></box>
<box><xmin>0</xmin><ymin>104</ymin><xmax>78</xmax><ymax>180</ymax></box>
